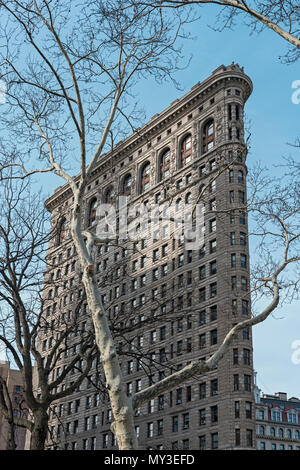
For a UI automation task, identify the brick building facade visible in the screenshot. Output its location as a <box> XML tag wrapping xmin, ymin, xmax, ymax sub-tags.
<box><xmin>39</xmin><ymin>63</ymin><xmax>255</xmax><ymax>450</ymax></box>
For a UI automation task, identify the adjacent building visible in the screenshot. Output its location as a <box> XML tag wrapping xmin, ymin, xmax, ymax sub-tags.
<box><xmin>255</xmin><ymin>387</ymin><xmax>300</xmax><ymax>451</ymax></box>
<box><xmin>0</xmin><ymin>361</ymin><xmax>27</xmax><ymax>450</ymax></box>
<box><xmin>40</xmin><ymin>63</ymin><xmax>256</xmax><ymax>450</ymax></box>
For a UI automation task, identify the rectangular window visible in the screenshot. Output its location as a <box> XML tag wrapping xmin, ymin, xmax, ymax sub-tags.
<box><xmin>245</xmin><ymin>401</ymin><xmax>252</xmax><ymax>419</ymax></box>
<box><xmin>211</xmin><ymin>433</ymin><xmax>218</xmax><ymax>450</ymax></box>
<box><xmin>162</xmin><ymin>244</ymin><xmax>168</xmax><ymax>257</ymax></box>
<box><xmin>210</xmin><ymin>305</ymin><xmax>217</xmax><ymax>321</ymax></box>
<box><xmin>235</xmin><ymin>429</ymin><xmax>241</xmax><ymax>446</ymax></box>
<box><xmin>199</xmin><ymin>310</ymin><xmax>206</xmax><ymax>325</ymax></box>
<box><xmin>241</xmin><ymin>276</ymin><xmax>248</xmax><ymax>291</ymax></box>
<box><xmin>199</xmin><ymin>334</ymin><xmax>206</xmax><ymax>349</ymax></box>
<box><xmin>231</xmin><ymin>253</ymin><xmax>236</xmax><ymax>268</ymax></box>
<box><xmin>234</xmin><ymin>401</ymin><xmax>240</xmax><ymax>419</ymax></box>
<box><xmin>200</xmin><ymin>244</ymin><xmax>206</xmax><ymax>258</ymax></box>
<box><xmin>246</xmin><ymin>429</ymin><xmax>253</xmax><ymax>447</ymax></box>
<box><xmin>243</xmin><ymin>349</ymin><xmax>251</xmax><ymax>365</ymax></box>
<box><xmin>233</xmin><ymin>348</ymin><xmax>239</xmax><ymax>365</ymax></box>
<box><xmin>158</xmin><ymin>395</ymin><xmax>164</xmax><ymax>411</ymax></box>
<box><xmin>238</xmin><ymin>191</ymin><xmax>245</xmax><ymax>204</ymax></box>
<box><xmin>178</xmin><ymin>273</ymin><xmax>184</xmax><ymax>288</ymax></box>
<box><xmin>210</xmin><ymin>260</ymin><xmax>217</xmax><ymax>275</ymax></box>
<box><xmin>242</xmin><ymin>299</ymin><xmax>249</xmax><ymax>315</ymax></box>
<box><xmin>209</xmin><ymin>219</ymin><xmax>216</xmax><ymax>232</ymax></box>
<box><xmin>240</xmin><ymin>232</ymin><xmax>246</xmax><ymax>246</ymax></box>
<box><xmin>199</xmin><ymin>287</ymin><xmax>206</xmax><ymax>302</ymax></box>
<box><xmin>182</xmin><ymin>413</ymin><xmax>190</xmax><ymax>430</ymax></box>
<box><xmin>157</xmin><ymin>419</ymin><xmax>163</xmax><ymax>436</ymax></box>
<box><xmin>199</xmin><ymin>265</ymin><xmax>206</xmax><ymax>280</ymax></box>
<box><xmin>147</xmin><ymin>422</ymin><xmax>154</xmax><ymax>438</ymax></box>
<box><xmin>178</xmin><ymin>253</ymin><xmax>184</xmax><ymax>267</ymax></box>
<box><xmin>210</xmin><ymin>379</ymin><xmax>218</xmax><ymax>396</ymax></box>
<box><xmin>244</xmin><ymin>375</ymin><xmax>251</xmax><ymax>392</ymax></box>
<box><xmin>241</xmin><ymin>254</ymin><xmax>247</xmax><ymax>268</ymax></box>
<box><xmin>210</xmin><ymin>282</ymin><xmax>217</xmax><ymax>298</ymax></box>
<box><xmin>162</xmin><ymin>263</ymin><xmax>168</xmax><ymax>277</ymax></box>
<box><xmin>211</xmin><ymin>406</ymin><xmax>218</xmax><ymax>423</ymax></box>
<box><xmin>233</xmin><ymin>374</ymin><xmax>239</xmax><ymax>391</ymax></box>
<box><xmin>199</xmin><ymin>383</ymin><xmax>206</xmax><ymax>400</ymax></box>
<box><xmin>243</xmin><ymin>327</ymin><xmax>250</xmax><ymax>340</ymax></box>
<box><xmin>199</xmin><ymin>409</ymin><xmax>206</xmax><ymax>426</ymax></box>
<box><xmin>210</xmin><ymin>329</ymin><xmax>217</xmax><ymax>345</ymax></box>
<box><xmin>239</xmin><ymin>212</ymin><xmax>246</xmax><ymax>224</ymax></box>
<box><xmin>199</xmin><ymin>435</ymin><xmax>206</xmax><ymax>450</ymax></box>
<box><xmin>172</xmin><ymin>416</ymin><xmax>179</xmax><ymax>432</ymax></box>
<box><xmin>187</xmin><ymin>270</ymin><xmax>193</xmax><ymax>285</ymax></box>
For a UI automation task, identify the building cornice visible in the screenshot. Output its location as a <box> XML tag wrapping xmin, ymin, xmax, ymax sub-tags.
<box><xmin>45</xmin><ymin>63</ymin><xmax>252</xmax><ymax>212</ymax></box>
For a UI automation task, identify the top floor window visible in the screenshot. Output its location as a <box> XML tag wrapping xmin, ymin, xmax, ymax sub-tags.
<box><xmin>287</xmin><ymin>410</ymin><xmax>298</xmax><ymax>424</ymax></box>
<box><xmin>179</xmin><ymin>134</ymin><xmax>192</xmax><ymax>167</ymax></box>
<box><xmin>122</xmin><ymin>174</ymin><xmax>132</xmax><ymax>196</ymax></box>
<box><xmin>140</xmin><ymin>161</ymin><xmax>150</xmax><ymax>193</ymax></box>
<box><xmin>57</xmin><ymin>218</ymin><xmax>66</xmax><ymax>245</ymax></box>
<box><xmin>271</xmin><ymin>409</ymin><xmax>282</xmax><ymax>422</ymax></box>
<box><xmin>159</xmin><ymin>148</ymin><xmax>170</xmax><ymax>181</ymax></box>
<box><xmin>202</xmin><ymin>119</ymin><xmax>214</xmax><ymax>154</ymax></box>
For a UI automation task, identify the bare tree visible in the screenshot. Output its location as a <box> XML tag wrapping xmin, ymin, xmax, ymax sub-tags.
<box><xmin>0</xmin><ymin>0</ymin><xmax>298</xmax><ymax>451</ymax></box>
<box><xmin>127</xmin><ymin>161</ymin><xmax>300</xmax><ymax>411</ymax></box>
<box><xmin>0</xmin><ymin>177</ymin><xmax>98</xmax><ymax>450</ymax></box>
<box><xmin>0</xmin><ymin>0</ymin><xmax>192</xmax><ymax>450</ymax></box>
<box><xmin>136</xmin><ymin>0</ymin><xmax>300</xmax><ymax>63</ymax></box>
<box><xmin>0</xmin><ymin>377</ymin><xmax>17</xmax><ymax>449</ymax></box>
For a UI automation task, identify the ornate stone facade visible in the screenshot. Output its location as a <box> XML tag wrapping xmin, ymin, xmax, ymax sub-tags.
<box><xmin>39</xmin><ymin>63</ymin><xmax>255</xmax><ymax>450</ymax></box>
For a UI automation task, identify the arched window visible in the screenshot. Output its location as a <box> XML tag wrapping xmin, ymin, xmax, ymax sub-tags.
<box><xmin>286</xmin><ymin>429</ymin><xmax>292</xmax><ymax>439</ymax></box>
<box><xmin>159</xmin><ymin>148</ymin><xmax>170</xmax><ymax>181</ymax></box>
<box><xmin>295</xmin><ymin>430</ymin><xmax>299</xmax><ymax>440</ymax></box>
<box><xmin>88</xmin><ymin>197</ymin><xmax>97</xmax><ymax>226</ymax></box>
<box><xmin>104</xmin><ymin>186</ymin><xmax>114</xmax><ymax>203</ymax></box>
<box><xmin>179</xmin><ymin>134</ymin><xmax>192</xmax><ymax>167</ymax></box>
<box><xmin>57</xmin><ymin>218</ymin><xmax>66</xmax><ymax>245</ymax></box>
<box><xmin>270</xmin><ymin>427</ymin><xmax>275</xmax><ymax>437</ymax></box>
<box><xmin>199</xmin><ymin>184</ymin><xmax>206</xmax><ymax>197</ymax></box>
<box><xmin>185</xmin><ymin>192</ymin><xmax>192</xmax><ymax>204</ymax></box>
<box><xmin>278</xmin><ymin>428</ymin><xmax>284</xmax><ymax>438</ymax></box>
<box><xmin>202</xmin><ymin>119</ymin><xmax>214</xmax><ymax>154</ymax></box>
<box><xmin>259</xmin><ymin>425</ymin><xmax>265</xmax><ymax>436</ymax></box>
<box><xmin>122</xmin><ymin>174</ymin><xmax>132</xmax><ymax>196</ymax></box>
<box><xmin>140</xmin><ymin>161</ymin><xmax>150</xmax><ymax>193</ymax></box>
<box><xmin>176</xmin><ymin>198</ymin><xmax>182</xmax><ymax>212</ymax></box>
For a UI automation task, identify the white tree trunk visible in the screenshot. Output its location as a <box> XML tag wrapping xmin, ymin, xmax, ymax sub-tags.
<box><xmin>71</xmin><ymin>198</ymin><xmax>138</xmax><ymax>450</ymax></box>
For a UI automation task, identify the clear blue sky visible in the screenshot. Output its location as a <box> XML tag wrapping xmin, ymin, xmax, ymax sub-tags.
<box><xmin>1</xmin><ymin>5</ymin><xmax>299</xmax><ymax>397</ymax></box>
